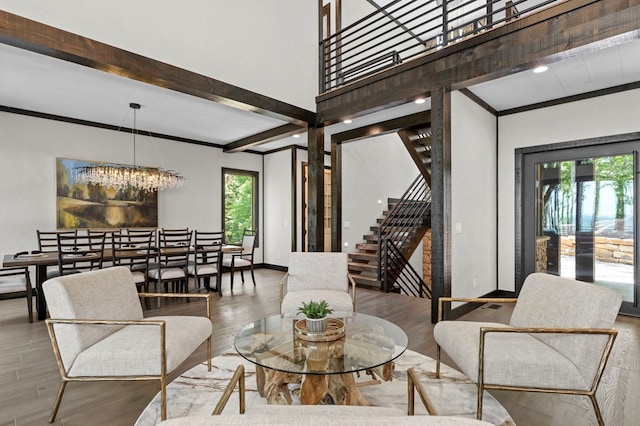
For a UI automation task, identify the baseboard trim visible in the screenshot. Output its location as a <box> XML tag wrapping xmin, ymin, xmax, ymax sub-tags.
<box><xmin>261</xmin><ymin>263</ymin><xmax>288</xmax><ymax>272</ymax></box>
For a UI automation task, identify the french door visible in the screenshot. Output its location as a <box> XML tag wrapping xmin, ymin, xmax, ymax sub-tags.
<box><xmin>522</xmin><ymin>140</ymin><xmax>640</xmax><ymax>316</ymax></box>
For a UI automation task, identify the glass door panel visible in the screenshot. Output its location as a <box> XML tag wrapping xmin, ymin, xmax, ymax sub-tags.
<box><xmin>535</xmin><ymin>155</ymin><xmax>635</xmax><ymax>303</ymax></box>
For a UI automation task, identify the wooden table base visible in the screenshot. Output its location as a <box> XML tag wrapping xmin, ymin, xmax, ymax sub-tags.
<box><xmin>256</xmin><ymin>362</ymin><xmax>394</xmax><ymax>406</ymax></box>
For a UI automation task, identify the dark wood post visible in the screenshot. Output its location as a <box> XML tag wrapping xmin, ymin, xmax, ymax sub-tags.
<box><xmin>430</xmin><ymin>87</ymin><xmax>452</xmax><ymax>323</ymax></box>
<box><xmin>307</xmin><ymin>125</ymin><xmax>325</xmax><ymax>252</ymax></box>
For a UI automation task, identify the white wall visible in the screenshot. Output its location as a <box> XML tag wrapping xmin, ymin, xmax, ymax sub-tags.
<box><xmin>0</xmin><ymin>111</ymin><xmax>263</xmax><ymax>262</ymax></box>
<box><xmin>498</xmin><ymin>88</ymin><xmax>640</xmax><ymax>291</ymax></box>
<box><xmin>264</xmin><ymin>149</ymin><xmax>292</xmax><ymax>267</ymax></box>
<box><xmin>451</xmin><ymin>90</ymin><xmax>497</xmax><ymax>297</ymax></box>
<box><xmin>0</xmin><ymin>0</ymin><xmax>318</xmax><ymax>110</ymax></box>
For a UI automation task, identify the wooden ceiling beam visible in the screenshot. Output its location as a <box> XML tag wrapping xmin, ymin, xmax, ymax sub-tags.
<box><xmin>0</xmin><ymin>10</ymin><xmax>316</xmax><ymax>126</ymax></box>
<box><xmin>224</xmin><ymin>123</ymin><xmax>305</xmax><ymax>153</ymax></box>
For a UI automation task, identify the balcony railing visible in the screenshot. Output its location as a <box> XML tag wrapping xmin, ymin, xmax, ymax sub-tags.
<box><xmin>319</xmin><ymin>0</ymin><xmax>563</xmax><ymax>93</ymax></box>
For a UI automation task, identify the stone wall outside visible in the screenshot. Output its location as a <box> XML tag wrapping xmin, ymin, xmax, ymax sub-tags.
<box><xmin>560</xmin><ymin>236</ymin><xmax>633</xmax><ymax>265</ymax></box>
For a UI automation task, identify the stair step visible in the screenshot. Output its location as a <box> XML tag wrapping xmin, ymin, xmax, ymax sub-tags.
<box><xmin>355</xmin><ymin>243</ymin><xmax>378</xmax><ymax>252</ymax></box>
<box><xmin>363</xmin><ymin>234</ymin><xmax>378</xmax><ymax>242</ymax></box>
<box><xmin>348</xmin><ymin>262</ymin><xmax>377</xmax><ymax>272</ymax></box>
<box><xmin>351</xmin><ymin>274</ymin><xmax>382</xmax><ymax>290</ymax></box>
<box><xmin>348</xmin><ymin>252</ymin><xmax>377</xmax><ymax>262</ymax></box>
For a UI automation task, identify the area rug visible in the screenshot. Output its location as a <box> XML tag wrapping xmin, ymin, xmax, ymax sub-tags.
<box><xmin>135</xmin><ymin>349</ymin><xmax>515</xmax><ymax>425</ymax></box>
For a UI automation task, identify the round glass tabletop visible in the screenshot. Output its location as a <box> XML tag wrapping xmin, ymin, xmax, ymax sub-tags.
<box><xmin>234</xmin><ymin>313</ymin><xmax>408</xmax><ymax>375</ymax></box>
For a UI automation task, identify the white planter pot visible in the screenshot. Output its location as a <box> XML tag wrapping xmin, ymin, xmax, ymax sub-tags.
<box><xmin>306</xmin><ymin>317</ymin><xmax>327</xmax><ymax>333</ymax></box>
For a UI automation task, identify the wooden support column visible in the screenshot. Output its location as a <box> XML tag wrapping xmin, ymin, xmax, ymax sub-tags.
<box><xmin>307</xmin><ymin>126</ymin><xmax>325</xmax><ymax>252</ymax></box>
<box><xmin>331</xmin><ymin>137</ymin><xmax>342</xmax><ymax>252</ymax></box>
<box><xmin>430</xmin><ymin>87</ymin><xmax>452</xmax><ymax>323</ymax></box>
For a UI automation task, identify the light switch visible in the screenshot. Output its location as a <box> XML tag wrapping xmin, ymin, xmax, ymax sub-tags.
<box><xmin>344</xmin><ymin>221</ymin><xmax>350</xmax><ymax>229</ymax></box>
<box><xmin>455</xmin><ymin>222</ymin><xmax>462</xmax><ymax>234</ymax></box>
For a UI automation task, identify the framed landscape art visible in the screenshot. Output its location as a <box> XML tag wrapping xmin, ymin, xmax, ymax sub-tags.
<box><xmin>56</xmin><ymin>158</ymin><xmax>158</xmax><ymax>229</ymax></box>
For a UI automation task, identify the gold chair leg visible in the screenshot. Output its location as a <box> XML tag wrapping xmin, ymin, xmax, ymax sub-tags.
<box><xmin>49</xmin><ymin>380</ymin><xmax>67</xmax><ymax>423</ymax></box>
<box><xmin>589</xmin><ymin>393</ymin><xmax>605</xmax><ymax>426</ymax></box>
<box><xmin>476</xmin><ymin>384</ymin><xmax>484</xmax><ymax>420</ymax></box>
<box><xmin>161</xmin><ymin>376</ymin><xmax>167</xmax><ymax>420</ymax></box>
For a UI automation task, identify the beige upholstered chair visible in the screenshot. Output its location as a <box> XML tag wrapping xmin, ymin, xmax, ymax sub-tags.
<box><xmin>43</xmin><ymin>266</ymin><xmax>212</xmax><ymax>422</ymax></box>
<box><xmin>433</xmin><ymin>273</ymin><xmax>622</xmax><ymax>425</ymax></box>
<box><xmin>279</xmin><ymin>252</ymin><xmax>356</xmax><ymax>318</ymax></box>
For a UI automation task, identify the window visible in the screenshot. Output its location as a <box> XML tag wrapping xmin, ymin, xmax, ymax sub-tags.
<box><xmin>222</xmin><ymin>168</ymin><xmax>258</xmax><ymax>244</ymax></box>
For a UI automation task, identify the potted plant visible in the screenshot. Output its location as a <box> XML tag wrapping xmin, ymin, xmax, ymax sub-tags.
<box><xmin>297</xmin><ymin>299</ymin><xmax>333</xmax><ymax>333</ymax></box>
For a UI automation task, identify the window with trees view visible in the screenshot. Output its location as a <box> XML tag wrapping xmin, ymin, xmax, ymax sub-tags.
<box><xmin>222</xmin><ymin>168</ymin><xmax>258</xmax><ymax>244</ymax></box>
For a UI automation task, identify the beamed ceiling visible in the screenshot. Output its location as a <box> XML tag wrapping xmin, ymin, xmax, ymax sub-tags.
<box><xmin>1</xmin><ymin>1</ymin><xmax>640</xmax><ymax>154</ymax></box>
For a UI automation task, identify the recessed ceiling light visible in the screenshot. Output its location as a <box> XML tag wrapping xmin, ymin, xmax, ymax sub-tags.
<box><xmin>533</xmin><ymin>65</ymin><xmax>548</xmax><ymax>74</ymax></box>
<box><xmin>343</xmin><ymin>119</ymin><xmax>353</xmax><ymax>124</ymax></box>
<box><xmin>414</xmin><ymin>98</ymin><xmax>426</xmax><ymax>104</ymax></box>
<box><xmin>292</xmin><ymin>134</ymin><xmax>300</xmax><ymax>138</ymax></box>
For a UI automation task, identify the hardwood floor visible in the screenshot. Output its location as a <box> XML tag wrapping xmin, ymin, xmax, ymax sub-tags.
<box><xmin>0</xmin><ymin>268</ymin><xmax>638</xmax><ymax>425</ymax></box>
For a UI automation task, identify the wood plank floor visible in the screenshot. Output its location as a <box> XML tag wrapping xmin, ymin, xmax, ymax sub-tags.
<box><xmin>0</xmin><ymin>268</ymin><xmax>638</xmax><ymax>425</ymax></box>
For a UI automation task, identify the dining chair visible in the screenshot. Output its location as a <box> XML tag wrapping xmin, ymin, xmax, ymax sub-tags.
<box><xmin>56</xmin><ymin>232</ymin><xmax>106</xmax><ymax>276</ymax></box>
<box><xmin>161</xmin><ymin>227</ymin><xmax>189</xmax><ymax>234</ymax></box>
<box><xmin>113</xmin><ymin>230</ymin><xmax>154</xmax><ymax>307</ymax></box>
<box><xmin>188</xmin><ymin>231</ymin><xmax>224</xmax><ymax>296</ymax></box>
<box><xmin>148</xmin><ymin>230</ymin><xmax>192</xmax><ymax>295</ymax></box>
<box><xmin>222</xmin><ymin>229</ymin><xmax>257</xmax><ymax>290</ymax></box>
<box><xmin>37</xmin><ymin>229</ymin><xmax>77</xmax><ymax>279</ymax></box>
<box><xmin>0</xmin><ymin>267</ymin><xmax>34</xmax><ymax>322</ymax></box>
<box><xmin>88</xmin><ymin>229</ymin><xmax>121</xmax><ymax>268</ymax></box>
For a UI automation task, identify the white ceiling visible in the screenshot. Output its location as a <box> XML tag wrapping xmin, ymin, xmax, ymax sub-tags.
<box><xmin>1</xmin><ymin>37</ymin><xmax>640</xmax><ymax>152</ymax></box>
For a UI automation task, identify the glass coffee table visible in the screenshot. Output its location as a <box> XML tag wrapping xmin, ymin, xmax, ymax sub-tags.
<box><xmin>234</xmin><ymin>313</ymin><xmax>408</xmax><ymax>405</ymax></box>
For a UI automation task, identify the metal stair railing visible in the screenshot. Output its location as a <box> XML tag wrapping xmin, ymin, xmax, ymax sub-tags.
<box><xmin>382</xmin><ymin>239</ymin><xmax>432</xmax><ymax>298</ymax></box>
<box><xmin>376</xmin><ymin>174</ymin><xmax>431</xmax><ymax>293</ymax></box>
<box><xmin>320</xmin><ymin>0</ymin><xmax>562</xmax><ymax>92</ymax></box>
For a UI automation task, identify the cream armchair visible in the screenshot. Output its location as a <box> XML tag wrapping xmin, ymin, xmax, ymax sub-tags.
<box><xmin>43</xmin><ymin>266</ymin><xmax>213</xmax><ymax>422</ymax></box>
<box><xmin>279</xmin><ymin>252</ymin><xmax>356</xmax><ymax>318</ymax></box>
<box><xmin>433</xmin><ymin>273</ymin><xmax>622</xmax><ymax>425</ymax></box>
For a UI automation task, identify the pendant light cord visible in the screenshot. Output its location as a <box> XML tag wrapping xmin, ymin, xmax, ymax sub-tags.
<box><xmin>130</xmin><ymin>102</ymin><xmax>141</xmax><ymax>167</ymax></box>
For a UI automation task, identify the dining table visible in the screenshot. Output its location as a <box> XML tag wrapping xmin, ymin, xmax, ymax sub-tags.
<box><xmin>3</xmin><ymin>244</ymin><xmax>245</xmax><ymax>320</ymax></box>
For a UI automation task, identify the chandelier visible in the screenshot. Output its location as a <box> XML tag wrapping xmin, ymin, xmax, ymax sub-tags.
<box><xmin>76</xmin><ymin>103</ymin><xmax>185</xmax><ymax>192</ymax></box>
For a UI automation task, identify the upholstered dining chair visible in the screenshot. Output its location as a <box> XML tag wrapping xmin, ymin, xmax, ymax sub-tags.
<box><xmin>0</xmin><ymin>266</ymin><xmax>33</xmax><ymax>322</ymax></box>
<box><xmin>189</xmin><ymin>231</ymin><xmax>224</xmax><ymax>296</ymax></box>
<box><xmin>113</xmin><ymin>230</ymin><xmax>154</xmax><ymax>307</ymax></box>
<box><xmin>43</xmin><ymin>266</ymin><xmax>212</xmax><ymax>422</ymax></box>
<box><xmin>222</xmin><ymin>229</ymin><xmax>257</xmax><ymax>290</ymax></box>
<box><xmin>279</xmin><ymin>251</ymin><xmax>356</xmax><ymax>318</ymax></box>
<box><xmin>433</xmin><ymin>273</ymin><xmax>622</xmax><ymax>425</ymax></box>
<box><xmin>37</xmin><ymin>229</ymin><xmax>77</xmax><ymax>279</ymax></box>
<box><xmin>88</xmin><ymin>228</ymin><xmax>121</xmax><ymax>268</ymax></box>
<box><xmin>148</xmin><ymin>230</ymin><xmax>192</xmax><ymax>295</ymax></box>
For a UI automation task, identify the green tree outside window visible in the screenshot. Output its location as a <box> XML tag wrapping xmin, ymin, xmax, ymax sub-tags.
<box><xmin>223</xmin><ymin>169</ymin><xmax>258</xmax><ymax>244</ymax></box>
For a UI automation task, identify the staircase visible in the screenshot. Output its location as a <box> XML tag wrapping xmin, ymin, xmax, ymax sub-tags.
<box><xmin>348</xmin><ymin>176</ymin><xmax>431</xmax><ymax>295</ymax></box>
<box><xmin>399</xmin><ymin>126</ymin><xmax>432</xmax><ymax>187</ymax></box>
<box><xmin>348</xmin><ymin>127</ymin><xmax>433</xmax><ymax>296</ymax></box>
